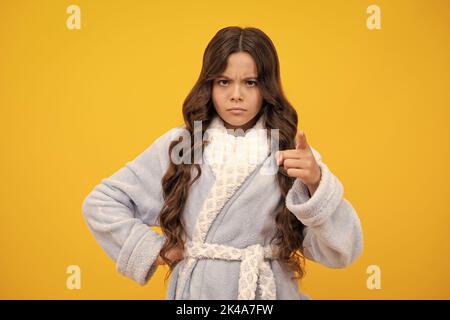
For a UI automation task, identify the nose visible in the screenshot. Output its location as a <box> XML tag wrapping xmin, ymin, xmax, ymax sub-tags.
<box><xmin>230</xmin><ymin>83</ymin><xmax>243</xmax><ymax>102</ymax></box>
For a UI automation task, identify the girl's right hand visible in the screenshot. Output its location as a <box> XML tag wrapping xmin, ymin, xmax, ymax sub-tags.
<box><xmin>156</xmin><ymin>246</ymin><xmax>185</xmax><ymax>265</ymax></box>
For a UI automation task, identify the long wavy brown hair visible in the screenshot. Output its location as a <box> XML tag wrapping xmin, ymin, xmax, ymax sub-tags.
<box><xmin>157</xmin><ymin>26</ymin><xmax>306</xmax><ymax>284</ymax></box>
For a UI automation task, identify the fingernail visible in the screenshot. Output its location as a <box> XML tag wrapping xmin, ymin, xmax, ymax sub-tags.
<box><xmin>276</xmin><ymin>152</ymin><xmax>281</xmax><ymax>165</ymax></box>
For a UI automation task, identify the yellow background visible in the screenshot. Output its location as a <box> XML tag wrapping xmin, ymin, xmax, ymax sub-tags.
<box><xmin>1</xmin><ymin>0</ymin><xmax>449</xmax><ymax>299</ymax></box>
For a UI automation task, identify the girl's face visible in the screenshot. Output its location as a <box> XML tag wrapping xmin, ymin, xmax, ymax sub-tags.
<box><xmin>212</xmin><ymin>52</ymin><xmax>263</xmax><ymax>131</ymax></box>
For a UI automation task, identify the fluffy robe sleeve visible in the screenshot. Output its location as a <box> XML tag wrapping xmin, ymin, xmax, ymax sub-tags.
<box><xmin>285</xmin><ymin>147</ymin><xmax>363</xmax><ymax>268</ymax></box>
<box><xmin>82</xmin><ymin>127</ymin><xmax>181</xmax><ymax>285</ymax></box>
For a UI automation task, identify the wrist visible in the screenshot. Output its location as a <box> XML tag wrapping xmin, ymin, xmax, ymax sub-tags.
<box><xmin>306</xmin><ymin>183</ymin><xmax>319</xmax><ymax>197</ymax></box>
<box><xmin>306</xmin><ymin>166</ymin><xmax>322</xmax><ymax>196</ymax></box>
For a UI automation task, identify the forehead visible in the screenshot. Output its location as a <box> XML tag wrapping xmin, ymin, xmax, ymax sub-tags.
<box><xmin>221</xmin><ymin>52</ymin><xmax>257</xmax><ymax>77</ymax></box>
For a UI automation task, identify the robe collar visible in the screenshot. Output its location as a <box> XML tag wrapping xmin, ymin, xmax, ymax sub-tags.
<box><xmin>203</xmin><ymin>113</ymin><xmax>270</xmax><ymax>172</ymax></box>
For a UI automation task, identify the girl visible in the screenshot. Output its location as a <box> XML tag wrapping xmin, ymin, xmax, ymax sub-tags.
<box><xmin>82</xmin><ymin>26</ymin><xmax>363</xmax><ymax>300</ymax></box>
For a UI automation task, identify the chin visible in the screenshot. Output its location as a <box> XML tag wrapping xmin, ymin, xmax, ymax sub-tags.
<box><xmin>224</xmin><ymin>117</ymin><xmax>249</xmax><ymax>125</ymax></box>
<box><xmin>216</xmin><ymin>108</ymin><xmax>261</xmax><ymax>129</ymax></box>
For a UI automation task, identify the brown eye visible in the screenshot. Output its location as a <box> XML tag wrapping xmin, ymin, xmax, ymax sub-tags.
<box><xmin>247</xmin><ymin>80</ymin><xmax>257</xmax><ymax>87</ymax></box>
<box><xmin>218</xmin><ymin>80</ymin><xmax>229</xmax><ymax>86</ymax></box>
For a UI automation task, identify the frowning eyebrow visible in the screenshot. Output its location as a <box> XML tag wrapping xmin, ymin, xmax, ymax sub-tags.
<box><xmin>217</xmin><ymin>75</ymin><xmax>258</xmax><ymax>80</ymax></box>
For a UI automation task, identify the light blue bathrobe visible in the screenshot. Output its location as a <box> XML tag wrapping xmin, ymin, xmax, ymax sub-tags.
<box><xmin>82</xmin><ymin>117</ymin><xmax>363</xmax><ymax>300</ymax></box>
